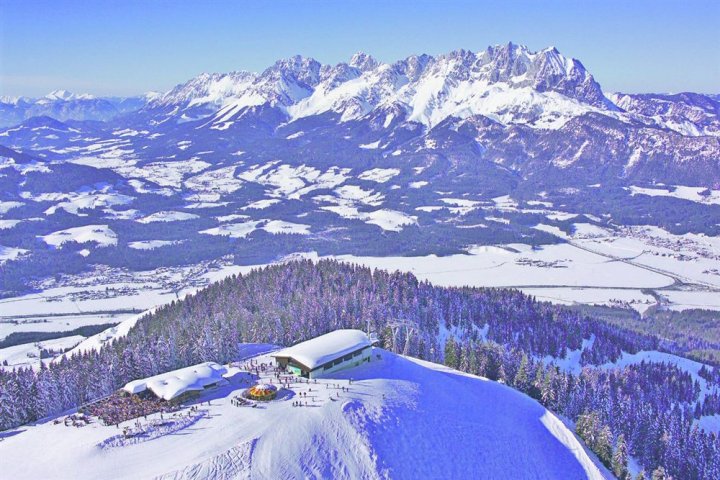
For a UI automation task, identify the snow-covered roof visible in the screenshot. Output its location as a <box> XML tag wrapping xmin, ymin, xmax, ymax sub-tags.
<box><xmin>272</xmin><ymin>329</ymin><xmax>372</xmax><ymax>370</ymax></box>
<box><xmin>123</xmin><ymin>362</ymin><xmax>227</xmax><ymax>401</ymax></box>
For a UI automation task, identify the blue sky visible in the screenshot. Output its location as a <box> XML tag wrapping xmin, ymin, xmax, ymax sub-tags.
<box><xmin>1</xmin><ymin>0</ymin><xmax>718</xmax><ymax>97</ymax></box>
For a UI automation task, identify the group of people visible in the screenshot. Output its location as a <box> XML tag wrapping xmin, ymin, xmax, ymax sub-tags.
<box><xmin>325</xmin><ymin>383</ymin><xmax>350</xmax><ymax>392</ymax></box>
<box><xmin>54</xmin><ymin>413</ymin><xmax>91</xmax><ymax>428</ymax></box>
<box><xmin>84</xmin><ymin>392</ymin><xmax>176</xmax><ymax>427</ymax></box>
<box><xmin>239</xmin><ymin>359</ymin><xmax>277</xmax><ymax>378</ymax></box>
<box><xmin>232</xmin><ymin>359</ymin><xmax>359</xmax><ymax>410</ymax></box>
<box><xmin>117</xmin><ymin>408</ymin><xmax>200</xmax><ymax>440</ymax></box>
<box><xmin>230</xmin><ymin>395</ymin><xmax>254</xmax><ymax>407</ymax></box>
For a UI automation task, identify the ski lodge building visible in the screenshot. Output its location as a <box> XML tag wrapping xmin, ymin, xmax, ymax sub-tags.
<box><xmin>272</xmin><ymin>329</ymin><xmax>374</xmax><ymax>379</ymax></box>
<box><xmin>122</xmin><ymin>361</ymin><xmax>227</xmax><ymax>401</ymax></box>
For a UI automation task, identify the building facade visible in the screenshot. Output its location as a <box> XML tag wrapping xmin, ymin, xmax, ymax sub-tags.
<box><xmin>272</xmin><ymin>329</ymin><xmax>374</xmax><ymax>379</ymax></box>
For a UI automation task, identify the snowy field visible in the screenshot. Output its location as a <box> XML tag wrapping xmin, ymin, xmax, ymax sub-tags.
<box><xmin>0</xmin><ymin>259</ymin><xmax>250</xmax><ymax>342</ymax></box>
<box><xmin>0</xmin><ymin>335</ymin><xmax>85</xmax><ymax>370</ymax></box>
<box><xmin>316</xmin><ymin>221</ymin><xmax>720</xmax><ymax>313</ymax></box>
<box><xmin>2</xmin><ymin>221</ymin><xmax>718</xmax><ymax>366</ymax></box>
<box><xmin>0</xmin><ymin>312</ymin><xmax>132</xmax><ymax>348</ymax></box>
<box><xmin>0</xmin><ymin>348</ymin><xmax>609</xmax><ymax>480</ymax></box>
<box><xmin>333</xmin><ymin>243</ymin><xmax>671</xmax><ymax>289</ymax></box>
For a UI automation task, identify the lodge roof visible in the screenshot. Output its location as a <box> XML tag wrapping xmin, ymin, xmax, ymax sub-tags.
<box><xmin>272</xmin><ymin>329</ymin><xmax>372</xmax><ymax>371</ymax></box>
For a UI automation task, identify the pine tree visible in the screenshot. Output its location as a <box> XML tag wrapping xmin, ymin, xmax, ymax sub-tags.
<box><xmin>612</xmin><ymin>434</ymin><xmax>629</xmax><ymax>480</ymax></box>
<box><xmin>444</xmin><ymin>338</ymin><xmax>459</xmax><ymax>369</ymax></box>
<box><xmin>514</xmin><ymin>353</ymin><xmax>531</xmax><ymax>393</ymax></box>
<box><xmin>531</xmin><ymin>362</ymin><xmax>545</xmax><ymax>400</ymax></box>
<box><xmin>597</xmin><ymin>424</ymin><xmax>614</xmax><ymax>467</ymax></box>
<box><xmin>651</xmin><ymin>466</ymin><xmax>666</xmax><ymax>480</ymax></box>
<box><xmin>540</xmin><ymin>369</ymin><xmax>556</xmax><ymax>407</ymax></box>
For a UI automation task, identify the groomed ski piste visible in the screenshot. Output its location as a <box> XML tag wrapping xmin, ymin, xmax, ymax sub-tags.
<box><xmin>0</xmin><ymin>347</ymin><xmax>610</xmax><ymax>479</ymax></box>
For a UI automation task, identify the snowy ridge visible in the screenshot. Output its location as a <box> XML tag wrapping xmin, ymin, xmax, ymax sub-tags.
<box><xmin>59</xmin><ymin>310</ymin><xmax>148</xmax><ymax>359</ymax></box>
<box><xmin>138</xmin><ymin>44</ymin><xmax>720</xmax><ymax>137</ymax></box>
<box><xmin>1</xmin><ymin>349</ymin><xmax>609</xmax><ymax>479</ymax></box>
<box><xmin>149</xmin><ymin>43</ymin><xmax>617</xmax><ymax>130</ymax></box>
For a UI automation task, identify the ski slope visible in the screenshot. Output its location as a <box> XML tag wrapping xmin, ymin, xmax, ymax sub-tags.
<box><xmin>0</xmin><ymin>349</ymin><xmax>609</xmax><ymax>479</ymax></box>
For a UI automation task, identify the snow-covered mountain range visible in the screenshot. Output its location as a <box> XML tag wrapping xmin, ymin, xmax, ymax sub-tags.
<box><xmin>142</xmin><ymin>43</ymin><xmax>718</xmax><ymax>136</ymax></box>
<box><xmin>146</xmin><ymin>44</ymin><xmax>615</xmax><ymax>130</ymax></box>
<box><xmin>3</xmin><ymin>43</ymin><xmax>717</xmax><ymax>136</ymax></box>
<box><xmin>1</xmin><ymin>44</ymin><xmax>719</xmax><ymax>295</ymax></box>
<box><xmin>0</xmin><ymin>90</ymin><xmax>158</xmax><ymax>127</ymax></box>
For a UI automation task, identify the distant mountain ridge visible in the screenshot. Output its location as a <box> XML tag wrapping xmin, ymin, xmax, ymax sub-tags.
<box><xmin>2</xmin><ymin>43</ymin><xmax>719</xmax><ymax>137</ymax></box>
<box><xmin>141</xmin><ymin>43</ymin><xmax>717</xmax><ymax>137</ymax></box>
<box><xmin>145</xmin><ymin>43</ymin><xmax>613</xmax><ymax>130</ymax></box>
<box><xmin>0</xmin><ymin>91</ymin><xmax>159</xmax><ymax>127</ymax></box>
<box><xmin>1</xmin><ymin>43</ymin><xmax>719</xmax><ymax>295</ymax></box>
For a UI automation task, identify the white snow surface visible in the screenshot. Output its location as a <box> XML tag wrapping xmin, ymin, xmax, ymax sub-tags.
<box><xmin>238</xmin><ymin>163</ymin><xmax>350</xmax><ymax>200</ymax></box>
<box><xmin>241</xmin><ymin>199</ymin><xmax>281</xmax><ymax>210</ymax></box>
<box><xmin>39</xmin><ymin>188</ymin><xmax>134</xmax><ymax>216</ymax></box>
<box><xmin>0</xmin><ymin>200</ymin><xmax>24</xmax><ymax>215</ymax></box>
<box><xmin>319</xmin><ymin>243</ymin><xmax>670</xmax><ymax>289</ymax></box>
<box><xmin>262</xmin><ymin>220</ymin><xmax>310</xmax><ymax>235</ymax></box>
<box><xmin>0</xmin><ymin>335</ymin><xmax>85</xmax><ymax>369</ymax></box>
<box><xmin>137</xmin><ymin>211</ymin><xmax>200</xmax><ymax>223</ymax></box>
<box><xmin>62</xmin><ymin>311</ymin><xmax>148</xmax><ymax>358</ymax></box>
<box><xmin>0</xmin><ymin>245</ymin><xmax>27</xmax><ymax>263</ymax></box>
<box><xmin>357</xmin><ymin>168</ymin><xmax>400</xmax><ymax>183</ymax></box>
<box><xmin>200</xmin><ymin>221</ymin><xmax>262</xmax><ymax>239</ymax></box>
<box><xmin>201</xmin><ymin>219</ymin><xmax>310</xmax><ymax>238</ymax></box>
<box><xmin>0</xmin><ymin>349</ymin><xmax>608</xmax><ymax>480</ymax></box>
<box><xmin>127</xmin><ymin>240</ymin><xmax>182</xmax><ymax>250</ymax></box>
<box><xmin>628</xmin><ymin>185</ymin><xmax>720</xmax><ymax>205</ymax></box>
<box><xmin>41</xmin><ymin>225</ymin><xmax>118</xmax><ymax>248</ymax></box>
<box><xmin>0</xmin><ymin>219</ymin><xmax>21</xmax><ymax>230</ymax></box>
<box><xmin>359</xmin><ymin>140</ymin><xmax>381</xmax><ymax>149</ymax></box>
<box><xmin>321</xmin><ymin>206</ymin><xmax>417</xmax><ymax>232</ymax></box>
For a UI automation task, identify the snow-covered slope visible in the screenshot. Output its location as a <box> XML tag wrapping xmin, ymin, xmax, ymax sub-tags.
<box><xmin>610</xmin><ymin>91</ymin><xmax>720</xmax><ymax>136</ymax></box>
<box><xmin>0</xmin><ymin>349</ymin><xmax>609</xmax><ymax>479</ymax></box>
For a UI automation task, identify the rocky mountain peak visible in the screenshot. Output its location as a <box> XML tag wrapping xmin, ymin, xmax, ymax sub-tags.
<box><xmin>349</xmin><ymin>52</ymin><xmax>379</xmax><ymax>72</ymax></box>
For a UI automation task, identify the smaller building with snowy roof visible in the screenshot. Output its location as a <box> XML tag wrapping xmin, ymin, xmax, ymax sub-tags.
<box><xmin>123</xmin><ymin>361</ymin><xmax>227</xmax><ymax>401</ymax></box>
<box><xmin>272</xmin><ymin>329</ymin><xmax>374</xmax><ymax>379</ymax></box>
